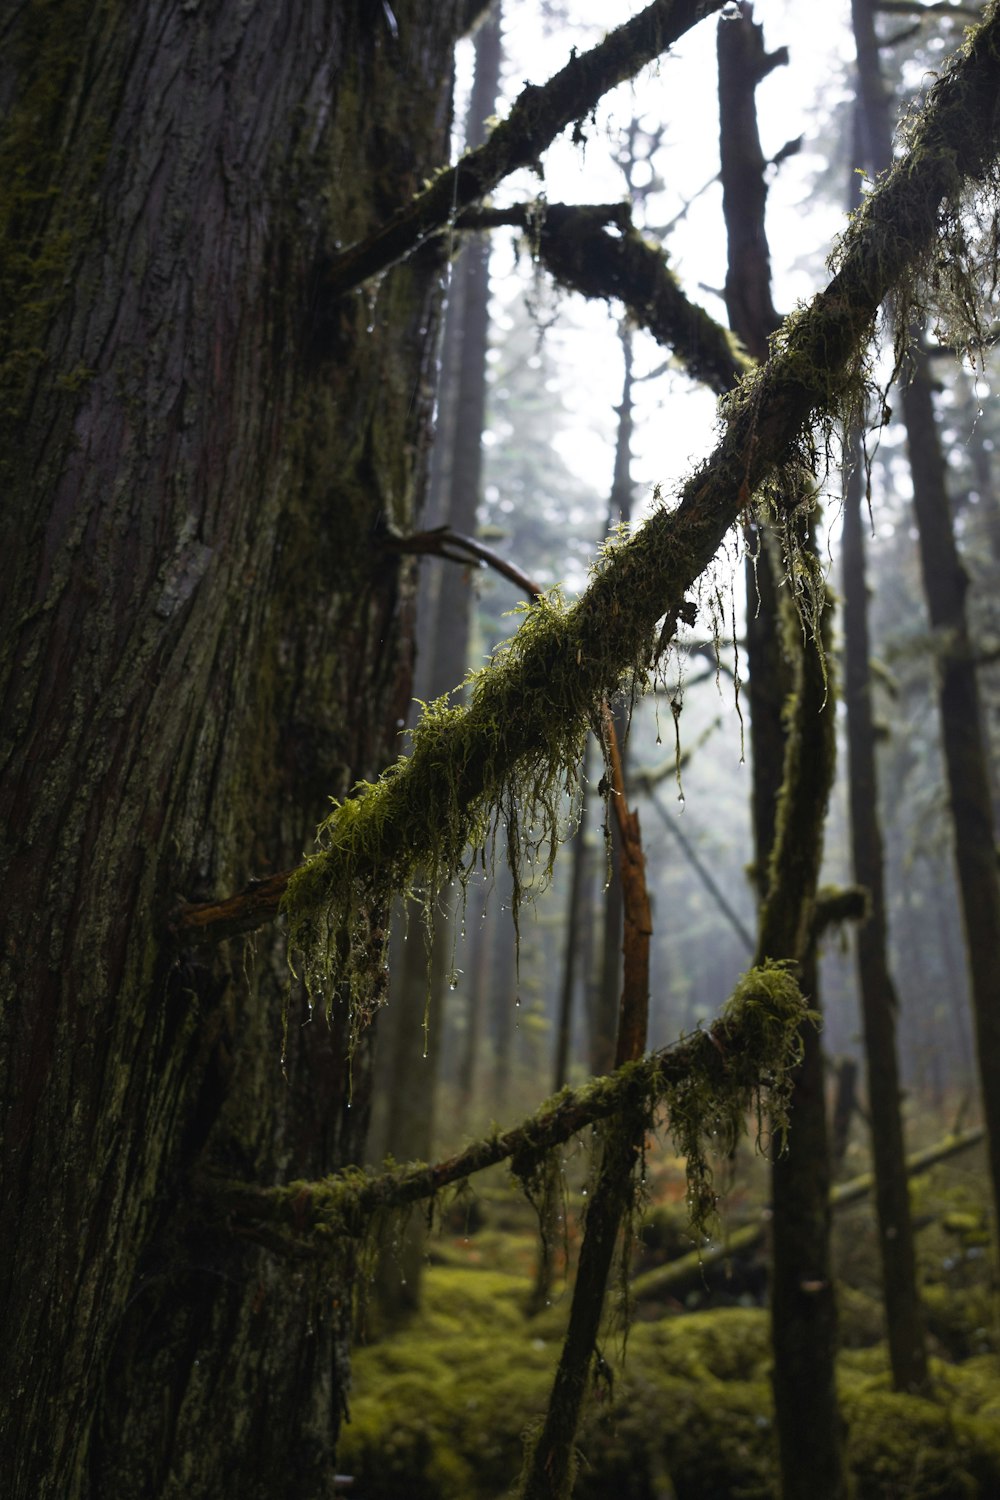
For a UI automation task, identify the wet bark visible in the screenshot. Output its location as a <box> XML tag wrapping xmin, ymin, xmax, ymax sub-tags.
<box><xmin>554</xmin><ymin>783</ymin><xmax>591</xmax><ymax>1091</ymax></box>
<box><xmin>0</xmin><ymin>4</ymin><xmax>459</xmax><ymax>1494</ymax></box>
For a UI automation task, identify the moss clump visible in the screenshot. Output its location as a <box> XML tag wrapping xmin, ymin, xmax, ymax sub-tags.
<box><xmin>342</xmin><ymin>1261</ymin><xmax>1000</xmax><ymax>1499</ymax></box>
<box><xmin>661</xmin><ymin>961</ymin><xmax>809</xmax><ymax>1233</ymax></box>
<box><xmin>841</xmin><ymin>1385</ymin><xmax>1000</xmax><ymax>1499</ymax></box>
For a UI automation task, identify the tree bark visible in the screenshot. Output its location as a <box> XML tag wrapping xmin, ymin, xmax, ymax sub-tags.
<box><xmin>0</xmin><ymin>5</ymin><xmax>460</xmax><ymax>1494</ymax></box>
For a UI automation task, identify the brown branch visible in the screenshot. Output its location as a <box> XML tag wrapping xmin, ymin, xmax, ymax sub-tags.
<box><xmin>325</xmin><ymin>0</ymin><xmax>727</xmax><ymax>296</ymax></box>
<box><xmin>602</xmin><ymin>701</ymin><xmax>653</xmax><ymax>1067</ymax></box>
<box><xmin>520</xmin><ymin>705</ymin><xmax>654</xmax><ymax>1497</ymax></box>
<box><xmin>383</xmin><ymin>525</ymin><xmax>545</xmax><ymax>601</ymax></box>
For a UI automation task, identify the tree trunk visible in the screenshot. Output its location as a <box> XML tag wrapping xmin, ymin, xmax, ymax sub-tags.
<box><xmin>593</xmin><ymin>325</ymin><xmax>637</xmax><ymax>1074</ymax></box>
<box><xmin>718</xmin><ymin>10</ymin><xmax>847</xmax><ymax>1496</ymax></box>
<box><xmin>375</xmin><ymin>3</ymin><xmax>502</xmax><ymax>1317</ymax></box>
<box><xmin>851</xmin><ymin>0</ymin><xmax>1000</xmax><ymax>1243</ymax></box>
<box><xmin>0</xmin><ymin>5</ymin><xmax>460</xmax><ymax>1494</ymax></box>
<box><xmin>842</xmin><ymin>428</ymin><xmax>928</xmax><ymax>1391</ymax></box>
<box><xmin>554</xmin><ymin>783</ymin><xmax>591</xmax><ymax>1091</ymax></box>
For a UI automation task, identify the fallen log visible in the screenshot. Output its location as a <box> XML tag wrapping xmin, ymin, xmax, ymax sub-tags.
<box><xmin>631</xmin><ymin>1126</ymin><xmax>985</xmax><ymax>1304</ymax></box>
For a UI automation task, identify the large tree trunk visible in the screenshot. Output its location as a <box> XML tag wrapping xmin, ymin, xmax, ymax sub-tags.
<box><xmin>0</xmin><ymin>5</ymin><xmax>460</xmax><ymax>1494</ymax></box>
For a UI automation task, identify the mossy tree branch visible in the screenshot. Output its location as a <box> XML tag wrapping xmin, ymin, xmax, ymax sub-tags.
<box><xmin>460</xmin><ymin>200</ymin><xmax>749</xmax><ymax>395</ymax></box>
<box><xmin>325</xmin><ymin>0</ymin><xmax>728</xmax><ymax>296</ymax></box>
<box><xmin>176</xmin><ymin>5</ymin><xmax>1000</xmax><ymax>999</ymax></box>
<box><xmin>205</xmin><ymin>963</ymin><xmax>809</xmax><ymax>1258</ymax></box>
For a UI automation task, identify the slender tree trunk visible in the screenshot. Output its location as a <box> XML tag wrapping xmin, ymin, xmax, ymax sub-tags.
<box><xmin>0</xmin><ymin>6</ymin><xmax>461</xmax><ymax>1495</ymax></box>
<box><xmin>593</xmin><ymin>326</ymin><xmax>637</xmax><ymax>1074</ymax></box>
<box><xmin>376</xmin><ymin>6</ymin><xmax>503</xmax><ymax>1315</ymax></box>
<box><xmin>457</xmin><ymin>876</ymin><xmax>492</xmax><ymax>1125</ymax></box>
<box><xmin>554</xmin><ymin>783</ymin><xmax>591</xmax><ymax>1090</ymax></box>
<box><xmin>718</xmin><ymin>10</ymin><xmax>847</xmax><ymax>1496</ymax></box>
<box><xmin>491</xmin><ymin>857</ymin><xmax>518</xmax><ymax>1115</ymax></box>
<box><xmin>852</xmin><ymin>0</ymin><xmax>1000</xmax><ymax>1241</ymax></box>
<box><xmin>842</xmin><ymin>428</ymin><xmax>928</xmax><ymax>1391</ymax></box>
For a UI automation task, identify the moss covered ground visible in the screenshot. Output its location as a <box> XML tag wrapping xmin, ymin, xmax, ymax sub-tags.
<box><xmin>340</xmin><ymin>1140</ymin><xmax>1000</xmax><ymax>1498</ymax></box>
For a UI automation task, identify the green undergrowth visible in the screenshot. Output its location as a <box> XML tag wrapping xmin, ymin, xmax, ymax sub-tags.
<box><xmin>340</xmin><ymin>1263</ymin><xmax>1000</xmax><ymax>1499</ymax></box>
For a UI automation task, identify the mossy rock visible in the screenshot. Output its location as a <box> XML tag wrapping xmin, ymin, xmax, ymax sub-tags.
<box><xmin>341</xmin><ymin>1339</ymin><xmax>555</xmax><ymax>1499</ymax></box>
<box><xmin>575</xmin><ymin>1369</ymin><xmax>775</xmax><ymax>1500</ymax></box>
<box><xmin>633</xmin><ymin>1306</ymin><xmax>772</xmax><ymax>1384</ymax></box>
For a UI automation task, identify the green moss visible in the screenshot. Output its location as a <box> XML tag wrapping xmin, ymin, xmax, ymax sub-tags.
<box><xmin>841</xmin><ymin>1385</ymin><xmax>1000</xmax><ymax>1499</ymax></box>
<box><xmin>661</xmin><ymin>961</ymin><xmax>809</xmax><ymax>1234</ymax></box>
<box><xmin>283</xmin><ymin>585</ymin><xmax>609</xmax><ymax>1041</ymax></box>
<box><xmin>342</xmin><ymin>1262</ymin><xmax>1000</xmax><ymax>1500</ymax></box>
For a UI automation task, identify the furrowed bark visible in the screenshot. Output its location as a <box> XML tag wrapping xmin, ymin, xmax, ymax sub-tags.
<box><xmin>0</xmin><ymin>4</ymin><xmax>459</xmax><ymax>1494</ymax></box>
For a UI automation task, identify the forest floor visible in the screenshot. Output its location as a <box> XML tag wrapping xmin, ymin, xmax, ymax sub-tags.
<box><xmin>340</xmin><ymin>1112</ymin><xmax>1000</xmax><ymax>1498</ymax></box>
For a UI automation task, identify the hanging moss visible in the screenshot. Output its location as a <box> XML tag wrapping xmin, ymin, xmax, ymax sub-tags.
<box><xmin>213</xmin><ymin>959</ymin><xmax>811</xmax><ymax>1271</ymax></box>
<box><xmin>284</xmin><ymin>584</ymin><xmax>620</xmax><ymax>1041</ymax></box>
<box><xmin>662</xmin><ymin>961</ymin><xmax>809</xmax><ymax>1234</ymax></box>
